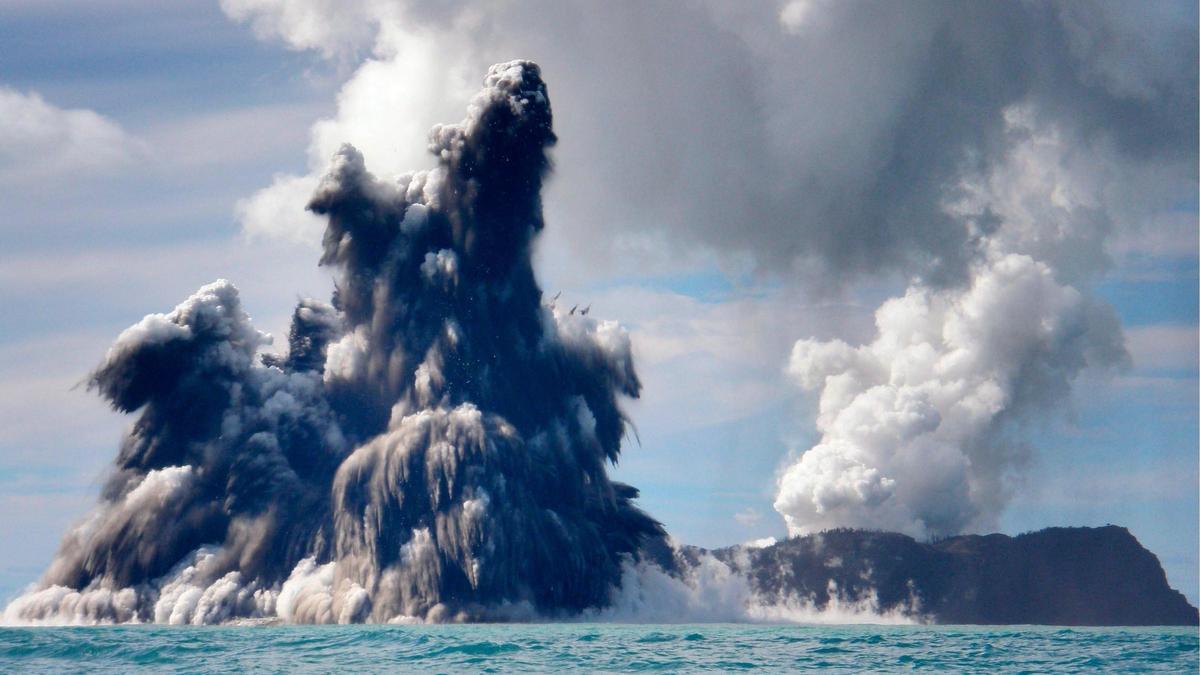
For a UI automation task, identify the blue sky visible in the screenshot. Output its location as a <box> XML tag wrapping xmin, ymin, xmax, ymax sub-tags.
<box><xmin>0</xmin><ymin>0</ymin><xmax>1196</xmax><ymax>606</ymax></box>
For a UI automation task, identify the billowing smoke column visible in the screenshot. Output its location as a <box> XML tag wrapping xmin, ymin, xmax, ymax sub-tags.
<box><xmin>5</xmin><ymin>61</ymin><xmax>665</xmax><ymax>624</ymax></box>
<box><xmin>774</xmin><ymin>254</ymin><xmax>1114</xmax><ymax>539</ymax></box>
<box><xmin>774</xmin><ymin>108</ymin><xmax>1128</xmax><ymax>539</ymax></box>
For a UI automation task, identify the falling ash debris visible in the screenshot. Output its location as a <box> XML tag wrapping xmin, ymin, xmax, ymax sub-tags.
<box><xmin>5</xmin><ymin>61</ymin><xmax>670</xmax><ymax>625</ymax></box>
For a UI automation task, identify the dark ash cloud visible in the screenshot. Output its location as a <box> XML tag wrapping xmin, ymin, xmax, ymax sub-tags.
<box><xmin>5</xmin><ymin>62</ymin><xmax>665</xmax><ymax>625</ymax></box>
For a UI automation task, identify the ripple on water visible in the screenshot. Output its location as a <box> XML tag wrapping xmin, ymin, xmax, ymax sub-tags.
<box><xmin>634</xmin><ymin>632</ymin><xmax>677</xmax><ymax>644</ymax></box>
<box><xmin>425</xmin><ymin>641</ymin><xmax>523</xmax><ymax>658</ymax></box>
<box><xmin>0</xmin><ymin>624</ymin><xmax>1195</xmax><ymax>673</ymax></box>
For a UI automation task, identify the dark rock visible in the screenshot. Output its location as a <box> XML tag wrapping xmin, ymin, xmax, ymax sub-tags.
<box><xmin>685</xmin><ymin>525</ymin><xmax>1198</xmax><ymax>626</ymax></box>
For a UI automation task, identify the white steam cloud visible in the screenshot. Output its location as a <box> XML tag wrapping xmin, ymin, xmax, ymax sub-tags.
<box><xmin>774</xmin><ymin>108</ymin><xmax>1129</xmax><ymax>538</ymax></box>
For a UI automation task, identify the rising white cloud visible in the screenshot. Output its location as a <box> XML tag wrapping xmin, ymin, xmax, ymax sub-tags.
<box><xmin>776</xmin><ymin>249</ymin><xmax>1123</xmax><ymax>539</ymax></box>
<box><xmin>774</xmin><ymin>109</ymin><xmax>1132</xmax><ymax>539</ymax></box>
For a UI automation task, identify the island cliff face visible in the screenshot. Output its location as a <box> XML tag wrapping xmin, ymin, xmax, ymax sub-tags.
<box><xmin>687</xmin><ymin>526</ymin><xmax>1198</xmax><ymax>626</ymax></box>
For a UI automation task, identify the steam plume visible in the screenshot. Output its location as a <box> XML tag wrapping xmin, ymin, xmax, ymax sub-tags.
<box><xmin>5</xmin><ymin>61</ymin><xmax>665</xmax><ymax>624</ymax></box>
<box><xmin>774</xmin><ymin>109</ymin><xmax>1128</xmax><ymax>539</ymax></box>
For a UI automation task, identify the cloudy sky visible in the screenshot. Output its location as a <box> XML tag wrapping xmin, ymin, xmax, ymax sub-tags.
<box><xmin>1</xmin><ymin>0</ymin><xmax>1196</xmax><ymax>603</ymax></box>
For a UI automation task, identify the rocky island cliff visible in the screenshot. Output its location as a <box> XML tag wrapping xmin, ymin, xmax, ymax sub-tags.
<box><xmin>681</xmin><ymin>525</ymin><xmax>1198</xmax><ymax>626</ymax></box>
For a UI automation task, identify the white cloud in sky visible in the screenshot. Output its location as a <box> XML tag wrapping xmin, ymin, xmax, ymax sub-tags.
<box><xmin>218</xmin><ymin>0</ymin><xmax>390</xmax><ymax>57</ymax></box>
<box><xmin>141</xmin><ymin>103</ymin><xmax>322</xmax><ymax>171</ymax></box>
<box><xmin>0</xmin><ymin>87</ymin><xmax>141</xmax><ymax>183</ymax></box>
<box><xmin>575</xmin><ymin>283</ymin><xmax>873</xmax><ymax>437</ymax></box>
<box><xmin>734</xmin><ymin>507</ymin><xmax>763</xmax><ymax>527</ymax></box>
<box><xmin>1111</xmin><ymin>210</ymin><xmax>1200</xmax><ymax>260</ymax></box>
<box><xmin>0</xmin><ymin>90</ymin><xmax>328</xmax><ymax>250</ymax></box>
<box><xmin>236</xmin><ymin>173</ymin><xmax>325</xmax><ymax>247</ymax></box>
<box><xmin>778</xmin><ymin>0</ymin><xmax>826</xmax><ymax>34</ymax></box>
<box><xmin>0</xmin><ymin>331</ymin><xmax>119</xmax><ymax>464</ymax></box>
<box><xmin>1125</xmin><ymin>324</ymin><xmax>1199</xmax><ymax>372</ymax></box>
<box><xmin>1021</xmin><ymin>458</ymin><xmax>1198</xmax><ymax>508</ymax></box>
<box><xmin>233</xmin><ymin>23</ymin><xmax>477</xmax><ymax>246</ymax></box>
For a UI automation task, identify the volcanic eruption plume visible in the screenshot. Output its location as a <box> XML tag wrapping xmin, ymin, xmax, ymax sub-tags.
<box><xmin>5</xmin><ymin>61</ymin><xmax>666</xmax><ymax>625</ymax></box>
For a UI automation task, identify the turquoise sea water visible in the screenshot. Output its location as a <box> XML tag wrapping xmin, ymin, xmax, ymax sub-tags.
<box><xmin>0</xmin><ymin>624</ymin><xmax>1196</xmax><ymax>673</ymax></box>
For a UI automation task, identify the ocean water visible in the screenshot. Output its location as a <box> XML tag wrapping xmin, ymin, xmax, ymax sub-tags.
<box><xmin>0</xmin><ymin>624</ymin><xmax>1196</xmax><ymax>673</ymax></box>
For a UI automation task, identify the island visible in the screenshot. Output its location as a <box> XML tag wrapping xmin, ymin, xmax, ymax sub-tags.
<box><xmin>677</xmin><ymin>525</ymin><xmax>1198</xmax><ymax>625</ymax></box>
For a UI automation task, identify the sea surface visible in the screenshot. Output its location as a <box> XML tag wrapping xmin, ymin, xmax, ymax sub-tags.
<box><xmin>0</xmin><ymin>624</ymin><xmax>1196</xmax><ymax>673</ymax></box>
